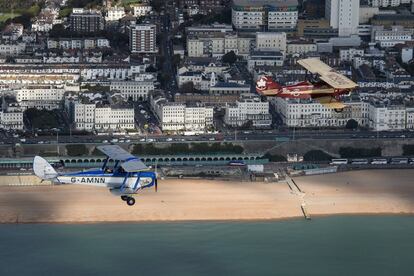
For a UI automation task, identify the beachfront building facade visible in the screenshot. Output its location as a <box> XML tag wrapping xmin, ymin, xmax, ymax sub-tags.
<box><xmin>273</xmin><ymin>97</ymin><xmax>369</xmax><ymax>128</ymax></box>
<box><xmin>368</xmin><ymin>102</ymin><xmax>406</xmax><ymax>131</ymax></box>
<box><xmin>67</xmin><ymin>93</ymin><xmax>135</xmax><ymax>131</ymax></box>
<box><xmin>151</xmin><ymin>95</ymin><xmax>214</xmax><ymax>132</ymax></box>
<box><xmin>224</xmin><ymin>95</ymin><xmax>271</xmax><ymax>128</ymax></box>
<box><xmin>0</xmin><ymin>98</ymin><xmax>24</xmax><ymax>130</ymax></box>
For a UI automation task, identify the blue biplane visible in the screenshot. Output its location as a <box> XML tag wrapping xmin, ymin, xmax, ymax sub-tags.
<box><xmin>33</xmin><ymin>145</ymin><xmax>157</xmax><ymax>206</ymax></box>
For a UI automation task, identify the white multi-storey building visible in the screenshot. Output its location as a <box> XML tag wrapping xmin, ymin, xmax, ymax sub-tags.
<box><xmin>325</xmin><ymin>0</ymin><xmax>359</xmax><ymax>37</ymax></box>
<box><xmin>256</xmin><ymin>32</ymin><xmax>287</xmax><ymax>54</ymax></box>
<box><xmin>247</xmin><ymin>51</ymin><xmax>284</xmax><ymax>72</ymax></box>
<box><xmin>15</xmin><ymin>85</ymin><xmax>66</xmax><ymax>110</ymax></box>
<box><xmin>186</xmin><ymin>24</ymin><xmax>233</xmax><ymax>36</ymax></box>
<box><xmin>0</xmin><ymin>42</ymin><xmax>26</xmax><ymax>56</ymax></box>
<box><xmin>110</xmin><ymin>80</ymin><xmax>154</xmax><ymax>101</ymax></box>
<box><xmin>151</xmin><ymin>95</ymin><xmax>213</xmax><ymax>132</ymax></box>
<box><xmin>368</xmin><ymin>102</ymin><xmax>406</xmax><ymax>131</ymax></box>
<box><xmin>339</xmin><ymin>48</ymin><xmax>365</xmax><ymax>62</ymax></box>
<box><xmin>69</xmin><ymin>93</ymin><xmax>135</xmax><ymax>131</ymax></box>
<box><xmin>132</xmin><ymin>4</ymin><xmax>152</xmax><ymax>17</ymax></box>
<box><xmin>32</xmin><ymin>19</ymin><xmax>54</xmax><ymax>32</ymax></box>
<box><xmin>47</xmin><ymin>38</ymin><xmax>110</xmax><ymax>49</ymax></box>
<box><xmin>274</xmin><ymin>97</ymin><xmax>369</xmax><ymax>127</ymax></box>
<box><xmin>286</xmin><ymin>41</ymin><xmax>317</xmax><ymax>55</ymax></box>
<box><xmin>406</xmin><ymin>107</ymin><xmax>414</xmax><ymax>130</ymax></box>
<box><xmin>368</xmin><ymin>0</ymin><xmax>410</xmax><ymax>7</ymax></box>
<box><xmin>373</xmin><ymin>26</ymin><xmax>412</xmax><ymax>48</ymax></box>
<box><xmin>94</xmin><ymin>106</ymin><xmax>135</xmax><ymax>130</ymax></box>
<box><xmin>209</xmin><ymin>82</ymin><xmax>251</xmax><ymax>96</ymax></box>
<box><xmin>106</xmin><ymin>6</ymin><xmax>125</xmax><ymax>21</ymax></box>
<box><xmin>232</xmin><ymin>0</ymin><xmax>298</xmax><ymax>31</ymax></box>
<box><xmin>129</xmin><ymin>24</ymin><xmax>157</xmax><ymax>53</ymax></box>
<box><xmin>267</xmin><ymin>7</ymin><xmax>298</xmax><ymax>31</ymax></box>
<box><xmin>177</xmin><ymin>71</ymin><xmax>203</xmax><ymax>89</ymax></box>
<box><xmin>0</xmin><ymin>98</ymin><xmax>24</xmax><ymax>130</ymax></box>
<box><xmin>186</xmin><ymin>33</ymin><xmax>254</xmax><ymax>58</ymax></box>
<box><xmin>224</xmin><ymin>95</ymin><xmax>271</xmax><ymax>127</ymax></box>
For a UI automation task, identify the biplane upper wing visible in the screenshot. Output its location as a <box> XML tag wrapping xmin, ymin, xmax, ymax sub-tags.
<box><xmin>314</xmin><ymin>96</ymin><xmax>347</xmax><ymax>110</ymax></box>
<box><xmin>97</xmin><ymin>145</ymin><xmax>148</xmax><ymax>172</ymax></box>
<box><xmin>297</xmin><ymin>58</ymin><xmax>358</xmax><ymax>89</ymax></box>
<box><xmin>297</xmin><ymin>58</ymin><xmax>333</xmax><ymax>74</ymax></box>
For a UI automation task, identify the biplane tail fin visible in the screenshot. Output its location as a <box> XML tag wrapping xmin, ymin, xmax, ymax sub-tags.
<box><xmin>33</xmin><ymin>156</ymin><xmax>58</xmax><ymax>180</ymax></box>
<box><xmin>256</xmin><ymin>76</ymin><xmax>282</xmax><ymax>96</ymax></box>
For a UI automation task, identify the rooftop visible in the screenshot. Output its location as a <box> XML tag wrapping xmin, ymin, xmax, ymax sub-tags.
<box><xmin>233</xmin><ymin>0</ymin><xmax>298</xmax><ymax>8</ymax></box>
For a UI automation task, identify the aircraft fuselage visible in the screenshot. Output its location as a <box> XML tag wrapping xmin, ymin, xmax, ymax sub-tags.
<box><xmin>54</xmin><ymin>169</ymin><xmax>156</xmax><ymax>190</ymax></box>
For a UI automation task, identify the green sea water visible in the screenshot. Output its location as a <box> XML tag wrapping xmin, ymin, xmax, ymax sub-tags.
<box><xmin>0</xmin><ymin>216</ymin><xmax>413</xmax><ymax>276</ymax></box>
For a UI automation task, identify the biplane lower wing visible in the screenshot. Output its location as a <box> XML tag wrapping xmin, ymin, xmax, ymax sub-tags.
<box><xmin>315</xmin><ymin>96</ymin><xmax>347</xmax><ymax>110</ymax></box>
<box><xmin>121</xmin><ymin>159</ymin><xmax>148</xmax><ymax>172</ymax></box>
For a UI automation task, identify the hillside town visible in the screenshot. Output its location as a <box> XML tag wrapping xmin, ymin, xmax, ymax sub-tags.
<box><xmin>1</xmin><ymin>0</ymin><xmax>414</xmax><ymax>138</ymax></box>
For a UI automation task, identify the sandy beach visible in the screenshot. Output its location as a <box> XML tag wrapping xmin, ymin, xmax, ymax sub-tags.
<box><xmin>0</xmin><ymin>169</ymin><xmax>413</xmax><ymax>223</ymax></box>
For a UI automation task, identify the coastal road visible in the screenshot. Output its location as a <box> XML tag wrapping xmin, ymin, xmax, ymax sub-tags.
<box><xmin>7</xmin><ymin>129</ymin><xmax>414</xmax><ymax>145</ymax></box>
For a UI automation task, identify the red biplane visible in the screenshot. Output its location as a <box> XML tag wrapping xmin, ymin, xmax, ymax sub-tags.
<box><xmin>256</xmin><ymin>58</ymin><xmax>358</xmax><ymax>112</ymax></box>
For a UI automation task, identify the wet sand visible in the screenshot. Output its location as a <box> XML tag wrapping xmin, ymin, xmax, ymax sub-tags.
<box><xmin>0</xmin><ymin>170</ymin><xmax>413</xmax><ymax>223</ymax></box>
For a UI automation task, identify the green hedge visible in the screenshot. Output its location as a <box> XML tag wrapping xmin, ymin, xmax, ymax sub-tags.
<box><xmin>66</xmin><ymin>144</ymin><xmax>88</xmax><ymax>156</ymax></box>
<box><xmin>132</xmin><ymin>143</ymin><xmax>244</xmax><ymax>155</ymax></box>
<box><xmin>339</xmin><ymin>147</ymin><xmax>381</xmax><ymax>158</ymax></box>
<box><xmin>263</xmin><ymin>153</ymin><xmax>287</xmax><ymax>162</ymax></box>
<box><xmin>402</xmin><ymin>144</ymin><xmax>414</xmax><ymax>156</ymax></box>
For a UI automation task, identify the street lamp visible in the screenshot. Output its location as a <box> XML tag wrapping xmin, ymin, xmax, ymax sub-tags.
<box><xmin>56</xmin><ymin>129</ymin><xmax>59</xmax><ymax>156</ymax></box>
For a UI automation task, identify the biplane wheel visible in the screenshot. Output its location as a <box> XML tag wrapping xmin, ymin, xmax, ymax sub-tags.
<box><xmin>334</xmin><ymin>108</ymin><xmax>344</xmax><ymax>113</ymax></box>
<box><xmin>126</xmin><ymin>197</ymin><xmax>135</xmax><ymax>206</ymax></box>
<box><xmin>121</xmin><ymin>195</ymin><xmax>128</xmax><ymax>201</ymax></box>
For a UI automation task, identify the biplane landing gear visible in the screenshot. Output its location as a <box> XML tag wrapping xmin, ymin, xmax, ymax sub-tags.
<box><xmin>126</xmin><ymin>197</ymin><xmax>135</xmax><ymax>206</ymax></box>
<box><xmin>334</xmin><ymin>108</ymin><xmax>344</xmax><ymax>113</ymax></box>
<box><xmin>121</xmin><ymin>195</ymin><xmax>128</xmax><ymax>201</ymax></box>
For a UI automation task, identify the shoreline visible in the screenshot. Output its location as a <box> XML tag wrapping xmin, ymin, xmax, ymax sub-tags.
<box><xmin>0</xmin><ymin>169</ymin><xmax>413</xmax><ymax>224</ymax></box>
<box><xmin>1</xmin><ymin>212</ymin><xmax>414</xmax><ymax>225</ymax></box>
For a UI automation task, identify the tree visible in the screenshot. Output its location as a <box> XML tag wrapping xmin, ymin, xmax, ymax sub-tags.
<box><xmin>222</xmin><ymin>51</ymin><xmax>237</xmax><ymax>64</ymax></box>
<box><xmin>150</xmin><ymin>0</ymin><xmax>163</xmax><ymax>12</ymax></box>
<box><xmin>49</xmin><ymin>24</ymin><xmax>73</xmax><ymax>38</ymax></box>
<box><xmin>24</xmin><ymin>108</ymin><xmax>59</xmax><ymax>129</ymax></box>
<box><xmin>172</xmin><ymin>54</ymin><xmax>181</xmax><ymax>67</ymax></box>
<box><xmin>240</xmin><ymin>120</ymin><xmax>253</xmax><ymax>130</ymax></box>
<box><xmin>180</xmin><ymin>82</ymin><xmax>194</xmax><ymax>94</ymax></box>
<box><xmin>157</xmin><ymin>73</ymin><xmax>171</xmax><ymax>88</ymax></box>
<box><xmin>345</xmin><ymin>119</ymin><xmax>358</xmax><ymax>129</ymax></box>
<box><xmin>145</xmin><ymin>65</ymin><xmax>157</xmax><ymax>73</ymax></box>
<box><xmin>303</xmin><ymin>150</ymin><xmax>333</xmax><ymax>161</ymax></box>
